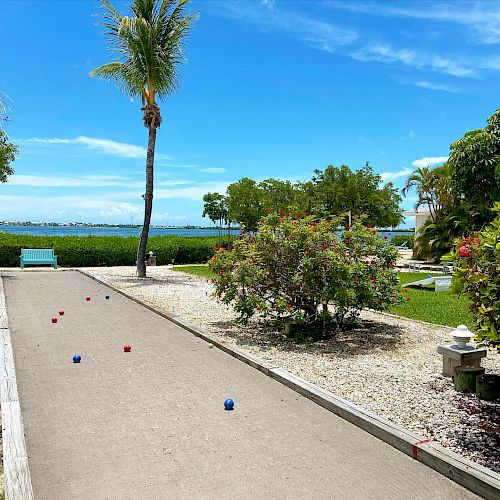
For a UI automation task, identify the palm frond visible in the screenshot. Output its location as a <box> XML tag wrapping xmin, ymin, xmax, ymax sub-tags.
<box><xmin>0</xmin><ymin>91</ymin><xmax>13</xmax><ymax>128</ymax></box>
<box><xmin>90</xmin><ymin>0</ymin><xmax>197</xmax><ymax>106</ymax></box>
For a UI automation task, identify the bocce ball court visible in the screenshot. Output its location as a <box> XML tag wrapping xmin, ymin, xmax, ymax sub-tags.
<box><xmin>2</xmin><ymin>271</ymin><xmax>478</xmax><ymax>499</ymax></box>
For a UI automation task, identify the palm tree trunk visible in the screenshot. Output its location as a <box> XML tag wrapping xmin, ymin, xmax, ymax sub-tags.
<box><xmin>136</xmin><ymin>127</ymin><xmax>157</xmax><ymax>278</ymax></box>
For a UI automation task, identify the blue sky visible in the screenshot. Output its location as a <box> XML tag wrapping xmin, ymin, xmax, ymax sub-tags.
<box><xmin>1</xmin><ymin>0</ymin><xmax>499</xmax><ymax>227</ymax></box>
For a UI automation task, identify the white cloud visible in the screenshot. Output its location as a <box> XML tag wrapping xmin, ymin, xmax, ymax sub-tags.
<box><xmin>380</xmin><ymin>168</ymin><xmax>413</xmax><ymax>182</ymax></box>
<box><xmin>99</xmin><ymin>204</ymin><xmax>141</xmax><ymax>218</ymax></box>
<box><xmin>9</xmin><ymin>174</ymin><xmax>144</xmax><ymax>188</ymax></box>
<box><xmin>155</xmin><ymin>180</ymin><xmax>193</xmax><ymax>186</ymax></box>
<box><xmin>328</xmin><ymin>1</ymin><xmax>500</xmax><ymax>45</ymax></box>
<box><xmin>79</xmin><ymin>175</ymin><xmax>131</xmax><ymax>181</ymax></box>
<box><xmin>213</xmin><ymin>1</ymin><xmax>500</xmax><ymax>83</ymax></box>
<box><xmin>24</xmin><ymin>137</ymin><xmax>73</xmax><ymax>145</ymax></box>
<box><xmin>199</xmin><ymin>167</ymin><xmax>226</xmax><ymax>174</ymax></box>
<box><xmin>157</xmin><ymin>161</ymin><xmax>198</xmax><ymax>169</ymax></box>
<box><xmin>154</xmin><ymin>182</ymin><xmax>232</xmax><ymax>201</ymax></box>
<box><xmin>9</xmin><ymin>174</ymin><xmax>193</xmax><ymax>189</ymax></box>
<box><xmin>217</xmin><ymin>1</ymin><xmax>358</xmax><ymax>53</ymax></box>
<box><xmin>350</xmin><ymin>43</ymin><xmax>476</xmax><ymax>78</ymax></box>
<box><xmin>75</xmin><ymin>136</ymin><xmax>147</xmax><ymax>158</ymax></box>
<box><xmin>414</xmin><ymin>80</ymin><xmax>459</xmax><ymax>93</ymax></box>
<box><xmin>0</xmin><ymin>194</ymin><xmax>142</xmax><ymax>220</ymax></box>
<box><xmin>411</xmin><ymin>156</ymin><xmax>448</xmax><ymax>168</ymax></box>
<box><xmin>22</xmin><ymin>136</ymin><xmax>172</xmax><ymax>159</ymax></box>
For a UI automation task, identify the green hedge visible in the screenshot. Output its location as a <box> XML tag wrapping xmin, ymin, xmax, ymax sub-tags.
<box><xmin>390</xmin><ymin>235</ymin><xmax>414</xmax><ymax>248</ymax></box>
<box><xmin>0</xmin><ymin>233</ymin><xmax>219</xmax><ymax>267</ymax></box>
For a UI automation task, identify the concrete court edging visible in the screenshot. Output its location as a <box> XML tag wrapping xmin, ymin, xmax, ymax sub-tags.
<box><xmin>0</xmin><ymin>273</ymin><xmax>35</xmax><ymax>500</ymax></box>
<box><xmin>75</xmin><ymin>268</ymin><xmax>500</xmax><ymax>499</ymax></box>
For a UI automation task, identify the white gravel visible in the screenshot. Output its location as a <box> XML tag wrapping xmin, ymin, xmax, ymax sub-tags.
<box><xmin>83</xmin><ymin>265</ymin><xmax>500</xmax><ymax>472</ymax></box>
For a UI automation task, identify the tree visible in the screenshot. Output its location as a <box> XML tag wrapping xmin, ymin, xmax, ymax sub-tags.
<box><xmin>202</xmin><ymin>192</ymin><xmax>227</xmax><ymax>242</ymax></box>
<box><xmin>259</xmin><ymin>178</ymin><xmax>298</xmax><ymax>213</ymax></box>
<box><xmin>0</xmin><ymin>91</ymin><xmax>11</xmax><ymax>129</ymax></box>
<box><xmin>447</xmin><ymin>109</ymin><xmax>500</xmax><ymax>211</ymax></box>
<box><xmin>307</xmin><ymin>164</ymin><xmax>402</xmax><ymax>228</ymax></box>
<box><xmin>402</xmin><ymin>163</ymin><xmax>453</xmax><ymax>222</ymax></box>
<box><xmin>226</xmin><ymin>177</ymin><xmax>267</xmax><ymax>232</ymax></box>
<box><xmin>408</xmin><ymin>109</ymin><xmax>500</xmax><ymax>260</ymax></box>
<box><xmin>0</xmin><ymin>131</ymin><xmax>17</xmax><ymax>182</ymax></box>
<box><xmin>215</xmin><ymin>164</ymin><xmax>402</xmax><ymax>233</ymax></box>
<box><xmin>90</xmin><ymin>0</ymin><xmax>196</xmax><ymax>277</ymax></box>
<box><xmin>225</xmin><ymin>178</ymin><xmax>306</xmax><ymax>231</ymax></box>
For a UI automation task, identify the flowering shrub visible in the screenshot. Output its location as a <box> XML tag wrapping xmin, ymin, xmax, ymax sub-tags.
<box><xmin>452</xmin><ymin>204</ymin><xmax>500</xmax><ymax>348</ymax></box>
<box><xmin>208</xmin><ymin>214</ymin><xmax>401</xmax><ymax>340</ymax></box>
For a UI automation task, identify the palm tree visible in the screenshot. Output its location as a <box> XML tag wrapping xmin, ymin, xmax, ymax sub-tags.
<box><xmin>90</xmin><ymin>0</ymin><xmax>196</xmax><ymax>277</ymax></box>
<box><xmin>0</xmin><ymin>91</ymin><xmax>12</xmax><ymax>129</ymax></box>
<box><xmin>402</xmin><ymin>166</ymin><xmax>435</xmax><ymax>216</ymax></box>
<box><xmin>402</xmin><ymin>164</ymin><xmax>453</xmax><ymax>221</ymax></box>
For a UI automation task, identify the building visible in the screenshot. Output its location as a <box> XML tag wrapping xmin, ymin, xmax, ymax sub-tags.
<box><xmin>402</xmin><ymin>209</ymin><xmax>432</xmax><ymax>236</ymax></box>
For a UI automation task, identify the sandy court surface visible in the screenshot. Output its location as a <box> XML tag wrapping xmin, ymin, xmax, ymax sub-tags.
<box><xmin>1</xmin><ymin>270</ymin><xmax>482</xmax><ymax>499</ymax></box>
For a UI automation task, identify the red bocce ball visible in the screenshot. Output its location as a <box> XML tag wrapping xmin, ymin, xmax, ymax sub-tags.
<box><xmin>59</xmin><ymin>310</ymin><xmax>64</xmax><ymax>316</ymax></box>
<box><xmin>123</xmin><ymin>344</ymin><xmax>132</xmax><ymax>352</ymax></box>
<box><xmin>51</xmin><ymin>317</ymin><xmax>58</xmax><ymax>324</ymax></box>
<box><xmin>85</xmin><ymin>296</ymin><xmax>91</xmax><ymax>301</ymax></box>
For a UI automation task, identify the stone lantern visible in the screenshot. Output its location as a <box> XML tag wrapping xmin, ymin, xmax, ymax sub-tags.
<box><xmin>437</xmin><ymin>325</ymin><xmax>487</xmax><ymax>377</ymax></box>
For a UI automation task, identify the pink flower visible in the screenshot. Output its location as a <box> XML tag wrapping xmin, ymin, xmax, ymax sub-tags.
<box><xmin>458</xmin><ymin>246</ymin><xmax>470</xmax><ymax>258</ymax></box>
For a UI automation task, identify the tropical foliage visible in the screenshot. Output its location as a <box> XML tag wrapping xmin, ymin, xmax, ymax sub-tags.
<box><xmin>390</xmin><ymin>234</ymin><xmax>414</xmax><ymax>248</ymax></box>
<box><xmin>0</xmin><ymin>91</ymin><xmax>12</xmax><ymax>128</ymax></box>
<box><xmin>414</xmin><ymin>202</ymin><xmax>484</xmax><ymax>259</ymax></box>
<box><xmin>206</xmin><ymin>164</ymin><xmax>403</xmax><ymax>233</ymax></box>
<box><xmin>306</xmin><ymin>164</ymin><xmax>402</xmax><ymax>228</ymax></box>
<box><xmin>226</xmin><ymin>178</ymin><xmax>268</xmax><ymax>233</ymax></box>
<box><xmin>90</xmin><ymin>0</ymin><xmax>196</xmax><ymax>277</ymax></box>
<box><xmin>0</xmin><ymin>131</ymin><xmax>17</xmax><ymax>183</ymax></box>
<box><xmin>0</xmin><ymin>91</ymin><xmax>17</xmax><ymax>182</ymax></box>
<box><xmin>202</xmin><ymin>192</ymin><xmax>228</xmax><ymax>243</ymax></box>
<box><xmin>403</xmin><ymin>109</ymin><xmax>500</xmax><ymax>260</ymax></box>
<box><xmin>451</xmin><ymin>203</ymin><xmax>500</xmax><ymax>348</ymax></box>
<box><xmin>448</xmin><ymin>109</ymin><xmax>500</xmax><ymax>212</ymax></box>
<box><xmin>209</xmin><ymin>214</ymin><xmax>401</xmax><ymax>341</ymax></box>
<box><xmin>402</xmin><ymin>164</ymin><xmax>453</xmax><ymax>221</ymax></box>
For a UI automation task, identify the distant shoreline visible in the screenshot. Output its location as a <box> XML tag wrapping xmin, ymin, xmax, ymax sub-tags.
<box><xmin>0</xmin><ymin>222</ymin><xmax>221</xmax><ymax>230</ymax></box>
<box><xmin>0</xmin><ymin>222</ymin><xmax>414</xmax><ymax>232</ymax></box>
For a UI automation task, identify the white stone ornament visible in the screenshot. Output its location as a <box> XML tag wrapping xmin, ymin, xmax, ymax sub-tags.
<box><xmin>451</xmin><ymin>324</ymin><xmax>474</xmax><ymax>348</ymax></box>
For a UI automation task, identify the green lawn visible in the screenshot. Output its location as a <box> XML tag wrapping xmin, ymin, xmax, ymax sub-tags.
<box><xmin>389</xmin><ymin>272</ymin><xmax>473</xmax><ymax>328</ymax></box>
<box><xmin>172</xmin><ymin>264</ymin><xmax>215</xmax><ymax>279</ymax></box>
<box><xmin>173</xmin><ymin>266</ymin><xmax>473</xmax><ymax>328</ymax></box>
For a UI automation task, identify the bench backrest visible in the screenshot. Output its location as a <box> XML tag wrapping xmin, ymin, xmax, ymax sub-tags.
<box><xmin>21</xmin><ymin>248</ymin><xmax>55</xmax><ymax>260</ymax></box>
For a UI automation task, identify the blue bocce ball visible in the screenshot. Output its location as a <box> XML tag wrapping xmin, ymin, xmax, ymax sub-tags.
<box><xmin>73</xmin><ymin>355</ymin><xmax>81</xmax><ymax>363</ymax></box>
<box><xmin>224</xmin><ymin>398</ymin><xmax>234</xmax><ymax>410</ymax></box>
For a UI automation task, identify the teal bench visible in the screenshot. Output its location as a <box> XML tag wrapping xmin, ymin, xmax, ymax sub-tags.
<box><xmin>20</xmin><ymin>248</ymin><xmax>58</xmax><ymax>269</ymax></box>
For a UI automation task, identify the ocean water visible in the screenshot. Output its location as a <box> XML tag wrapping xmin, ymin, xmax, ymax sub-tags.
<box><xmin>0</xmin><ymin>225</ymin><xmax>413</xmax><ymax>239</ymax></box>
<box><xmin>0</xmin><ymin>225</ymin><xmax>221</xmax><ymax>237</ymax></box>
